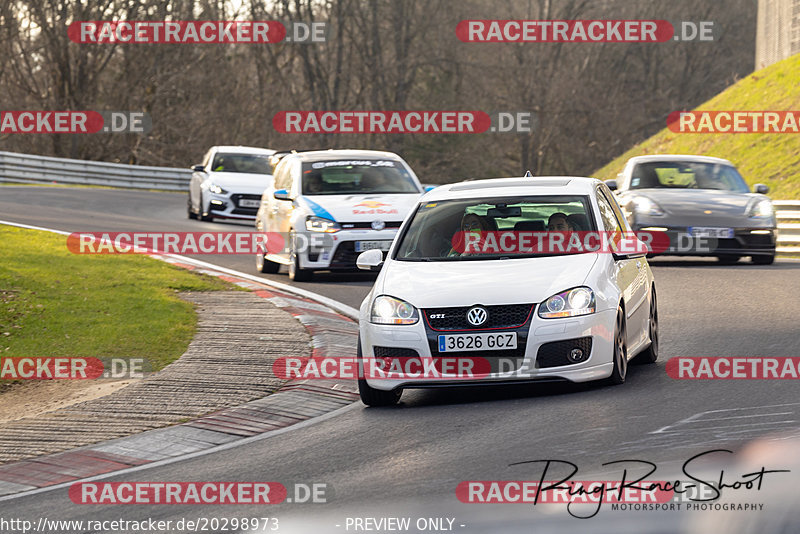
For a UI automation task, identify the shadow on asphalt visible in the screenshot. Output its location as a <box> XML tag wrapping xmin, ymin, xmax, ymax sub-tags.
<box><xmin>383</xmin><ymin>360</ymin><xmax>665</xmax><ymax>409</ymax></box>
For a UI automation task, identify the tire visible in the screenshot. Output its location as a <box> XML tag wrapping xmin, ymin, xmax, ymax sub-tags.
<box><xmin>607</xmin><ymin>307</ymin><xmax>628</xmax><ymax>385</ymax></box>
<box><xmin>288</xmin><ymin>231</ymin><xmax>313</xmax><ymax>282</ymax></box>
<box><xmin>199</xmin><ymin>194</ymin><xmax>213</xmax><ymax>222</ymax></box>
<box><xmin>752</xmin><ymin>254</ymin><xmax>775</xmax><ymax>265</ymax></box>
<box><xmin>357</xmin><ymin>340</ymin><xmax>402</xmax><ymax>406</ymax></box>
<box><xmin>256</xmin><ymin>247</ymin><xmax>280</xmax><ymax>273</ymax></box>
<box><xmin>637</xmin><ymin>290</ymin><xmax>658</xmax><ymax>364</ymax></box>
<box><xmin>187</xmin><ymin>195</ymin><xmax>197</xmax><ymax>219</ymax></box>
<box><xmin>716</xmin><ymin>254</ymin><xmax>740</xmax><ymax>264</ymax></box>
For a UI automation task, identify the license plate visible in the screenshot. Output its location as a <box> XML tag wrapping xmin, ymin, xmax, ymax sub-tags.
<box><xmin>689</xmin><ymin>227</ymin><xmax>734</xmax><ymax>238</ymax></box>
<box><xmin>238</xmin><ymin>199</ymin><xmax>261</xmax><ymax>208</ymax></box>
<box><xmin>438</xmin><ymin>333</ymin><xmax>517</xmax><ymax>352</ymax></box>
<box><xmin>355</xmin><ymin>240</ymin><xmax>392</xmax><ymax>252</ymax></box>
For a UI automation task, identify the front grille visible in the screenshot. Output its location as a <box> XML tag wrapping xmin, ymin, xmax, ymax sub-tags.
<box><xmin>231</xmin><ymin>193</ymin><xmax>262</xmax><ymax>207</ymax></box>
<box><xmin>373</xmin><ymin>346</ymin><xmax>419</xmax><ymax>358</ymax></box>
<box><xmin>340</xmin><ymin>221</ymin><xmax>402</xmax><ymax>229</ymax></box>
<box><xmin>231</xmin><ymin>208</ymin><xmax>257</xmax><ymax>215</ymax></box>
<box><xmin>424</xmin><ymin>304</ymin><xmax>534</xmax><ymax>331</ymax></box>
<box><xmin>537</xmin><ymin>337</ymin><xmax>593</xmax><ymax>368</ymax></box>
<box><xmin>329</xmin><ymin>242</ymin><xmax>357</xmax><ymax>269</ymax></box>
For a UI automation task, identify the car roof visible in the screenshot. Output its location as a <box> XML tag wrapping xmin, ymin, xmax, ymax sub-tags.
<box><xmin>423</xmin><ymin>177</ymin><xmax>601</xmax><ymax>201</ymax></box>
<box><xmin>626</xmin><ymin>154</ymin><xmax>733</xmax><ymax>165</ymax></box>
<box><xmin>286</xmin><ymin>149</ymin><xmax>404</xmax><ymax>162</ymax></box>
<box><xmin>211</xmin><ymin>146</ymin><xmax>276</xmax><ymax>155</ymax></box>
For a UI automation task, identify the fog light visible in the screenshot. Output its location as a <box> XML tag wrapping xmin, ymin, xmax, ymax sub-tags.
<box><xmin>210</xmin><ymin>199</ymin><xmax>224</xmax><ymax>205</ymax></box>
<box><xmin>567</xmin><ymin>348</ymin><xmax>585</xmax><ymax>363</ymax></box>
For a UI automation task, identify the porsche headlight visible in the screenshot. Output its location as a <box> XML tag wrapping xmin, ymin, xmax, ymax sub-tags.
<box><xmin>747</xmin><ymin>199</ymin><xmax>773</xmax><ymax>219</ymax></box>
<box><xmin>371</xmin><ymin>295</ymin><xmax>419</xmax><ymax>325</ymax></box>
<box><xmin>539</xmin><ymin>287</ymin><xmax>596</xmax><ymax>319</ymax></box>
<box><xmin>305</xmin><ymin>216</ymin><xmax>341</xmax><ymax>233</ymax></box>
<box><xmin>632</xmin><ymin>197</ymin><xmax>664</xmax><ymax>217</ymax></box>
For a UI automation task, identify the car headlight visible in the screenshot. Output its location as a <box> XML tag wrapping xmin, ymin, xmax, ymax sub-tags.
<box><xmin>306</xmin><ymin>216</ymin><xmax>341</xmax><ymax>233</ymax></box>
<box><xmin>538</xmin><ymin>287</ymin><xmax>596</xmax><ymax>319</ymax></box>
<box><xmin>371</xmin><ymin>295</ymin><xmax>419</xmax><ymax>325</ymax></box>
<box><xmin>746</xmin><ymin>198</ymin><xmax>774</xmax><ymax>219</ymax></box>
<box><xmin>632</xmin><ymin>197</ymin><xmax>664</xmax><ymax>217</ymax></box>
<box><xmin>208</xmin><ymin>183</ymin><xmax>228</xmax><ymax>195</ymax></box>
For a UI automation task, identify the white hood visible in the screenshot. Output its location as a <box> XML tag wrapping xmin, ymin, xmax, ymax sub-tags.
<box><xmin>301</xmin><ymin>194</ymin><xmax>421</xmax><ymax>223</ymax></box>
<box><xmin>207</xmin><ymin>171</ymin><xmax>273</xmax><ymax>194</ymax></box>
<box><xmin>379</xmin><ymin>254</ymin><xmax>599</xmax><ymax>308</ymax></box>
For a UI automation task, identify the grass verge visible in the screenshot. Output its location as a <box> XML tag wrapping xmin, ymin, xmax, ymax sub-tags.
<box><xmin>0</xmin><ymin>225</ymin><xmax>232</xmax><ymax>390</ymax></box>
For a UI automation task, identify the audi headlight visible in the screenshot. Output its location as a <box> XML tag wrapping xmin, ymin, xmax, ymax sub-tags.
<box><xmin>208</xmin><ymin>183</ymin><xmax>228</xmax><ymax>195</ymax></box>
<box><xmin>747</xmin><ymin>199</ymin><xmax>773</xmax><ymax>219</ymax></box>
<box><xmin>538</xmin><ymin>287</ymin><xmax>596</xmax><ymax>319</ymax></box>
<box><xmin>632</xmin><ymin>197</ymin><xmax>664</xmax><ymax>217</ymax></box>
<box><xmin>371</xmin><ymin>295</ymin><xmax>419</xmax><ymax>325</ymax></box>
<box><xmin>306</xmin><ymin>216</ymin><xmax>341</xmax><ymax>233</ymax></box>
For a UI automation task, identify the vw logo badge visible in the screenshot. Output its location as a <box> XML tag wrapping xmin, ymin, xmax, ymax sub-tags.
<box><xmin>466</xmin><ymin>306</ymin><xmax>488</xmax><ymax>327</ymax></box>
<box><xmin>371</xmin><ymin>220</ymin><xmax>386</xmax><ymax>231</ymax></box>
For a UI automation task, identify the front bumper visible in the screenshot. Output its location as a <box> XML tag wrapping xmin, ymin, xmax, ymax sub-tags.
<box><xmin>206</xmin><ymin>192</ymin><xmax>262</xmax><ymax>220</ymax></box>
<box><xmin>635</xmin><ymin>225</ymin><xmax>776</xmax><ymax>257</ymax></box>
<box><xmin>360</xmin><ymin>308</ymin><xmax>617</xmax><ymax>391</ymax></box>
<box><xmin>297</xmin><ymin>229</ymin><xmax>400</xmax><ymax>270</ymax></box>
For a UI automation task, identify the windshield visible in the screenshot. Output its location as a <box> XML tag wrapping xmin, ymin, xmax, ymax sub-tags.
<box><xmin>211</xmin><ymin>153</ymin><xmax>273</xmax><ymax>174</ymax></box>
<box><xmin>394</xmin><ymin>196</ymin><xmax>596</xmax><ymax>261</ymax></box>
<box><xmin>301</xmin><ymin>160</ymin><xmax>420</xmax><ymax>195</ymax></box>
<box><xmin>630</xmin><ymin>161</ymin><xmax>749</xmax><ymax>192</ymax></box>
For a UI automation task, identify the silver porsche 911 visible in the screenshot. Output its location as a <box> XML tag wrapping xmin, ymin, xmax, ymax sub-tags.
<box><xmin>606</xmin><ymin>155</ymin><xmax>777</xmax><ymax>264</ymax></box>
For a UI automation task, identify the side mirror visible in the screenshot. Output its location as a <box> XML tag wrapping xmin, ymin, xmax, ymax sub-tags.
<box><xmin>356</xmin><ymin>249</ymin><xmax>384</xmax><ymax>271</ymax></box>
<box><xmin>192</xmin><ymin>164</ymin><xmax>205</xmax><ymax>172</ymax></box>
<box><xmin>612</xmin><ymin>234</ymin><xmax>649</xmax><ymax>260</ymax></box>
<box><xmin>605</xmin><ymin>179</ymin><xmax>618</xmax><ymax>191</ymax></box>
<box><xmin>273</xmin><ymin>189</ymin><xmax>292</xmax><ymax>201</ymax></box>
<box><xmin>754</xmin><ymin>183</ymin><xmax>769</xmax><ymax>194</ymax></box>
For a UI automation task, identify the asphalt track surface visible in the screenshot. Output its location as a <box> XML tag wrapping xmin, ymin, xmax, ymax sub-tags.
<box><xmin>1</xmin><ymin>186</ymin><xmax>800</xmax><ymax>533</ymax></box>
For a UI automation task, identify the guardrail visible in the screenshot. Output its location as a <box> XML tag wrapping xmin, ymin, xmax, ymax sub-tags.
<box><xmin>1</xmin><ymin>150</ymin><xmax>799</xmax><ymax>254</ymax></box>
<box><xmin>0</xmin><ymin>151</ymin><xmax>190</xmax><ymax>191</ymax></box>
<box><xmin>775</xmin><ymin>200</ymin><xmax>800</xmax><ymax>254</ymax></box>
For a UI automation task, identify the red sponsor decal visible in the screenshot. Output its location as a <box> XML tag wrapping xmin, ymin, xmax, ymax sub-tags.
<box><xmin>667</xmin><ymin>111</ymin><xmax>800</xmax><ymax>133</ymax></box>
<box><xmin>0</xmin><ymin>357</ymin><xmax>104</xmax><ymax>380</ymax></box>
<box><xmin>273</xmin><ymin>356</ymin><xmax>493</xmax><ymax>380</ymax></box>
<box><xmin>66</xmin><ymin>232</ymin><xmax>285</xmax><ymax>255</ymax></box>
<box><xmin>67</xmin><ymin>21</ymin><xmax>285</xmax><ymax>44</ymax></box>
<box><xmin>273</xmin><ymin>111</ymin><xmax>492</xmax><ymax>134</ymax></box>
<box><xmin>69</xmin><ymin>482</ymin><xmax>286</xmax><ymax>504</ymax></box>
<box><xmin>666</xmin><ymin>357</ymin><xmax>800</xmax><ymax>379</ymax></box>
<box><xmin>0</xmin><ymin>111</ymin><xmax>104</xmax><ymax>134</ymax></box>
<box><xmin>456</xmin><ymin>480</ymin><xmax>674</xmax><ymax>504</ymax></box>
<box><xmin>455</xmin><ymin>20</ymin><xmax>673</xmax><ymax>43</ymax></box>
<box><xmin>449</xmin><ymin>231</ymin><xmax>668</xmax><ymax>255</ymax></box>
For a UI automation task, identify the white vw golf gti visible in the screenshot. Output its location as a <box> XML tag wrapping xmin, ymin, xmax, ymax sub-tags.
<box><xmin>356</xmin><ymin>176</ymin><xmax>658</xmax><ymax>406</ymax></box>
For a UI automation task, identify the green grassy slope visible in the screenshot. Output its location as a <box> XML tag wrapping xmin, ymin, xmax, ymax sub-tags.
<box><xmin>595</xmin><ymin>54</ymin><xmax>800</xmax><ymax>199</ymax></box>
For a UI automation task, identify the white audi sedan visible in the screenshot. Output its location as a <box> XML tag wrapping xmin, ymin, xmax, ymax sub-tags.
<box><xmin>355</xmin><ymin>176</ymin><xmax>658</xmax><ymax>406</ymax></box>
<box><xmin>188</xmin><ymin>146</ymin><xmax>275</xmax><ymax>223</ymax></box>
